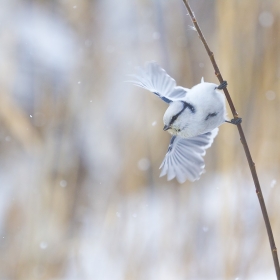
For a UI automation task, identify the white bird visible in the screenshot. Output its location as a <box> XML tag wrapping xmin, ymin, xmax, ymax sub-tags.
<box><xmin>129</xmin><ymin>61</ymin><xmax>229</xmax><ymax>183</ymax></box>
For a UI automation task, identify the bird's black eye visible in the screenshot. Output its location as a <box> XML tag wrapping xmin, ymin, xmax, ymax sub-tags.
<box><xmin>171</xmin><ymin>115</ymin><xmax>178</xmax><ymax>124</ymax></box>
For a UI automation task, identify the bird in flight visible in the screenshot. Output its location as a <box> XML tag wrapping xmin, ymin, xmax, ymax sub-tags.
<box><xmin>129</xmin><ymin>61</ymin><xmax>233</xmax><ymax>183</ymax></box>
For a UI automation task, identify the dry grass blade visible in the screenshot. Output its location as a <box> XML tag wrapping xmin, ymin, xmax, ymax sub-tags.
<box><xmin>182</xmin><ymin>0</ymin><xmax>280</xmax><ymax>279</ymax></box>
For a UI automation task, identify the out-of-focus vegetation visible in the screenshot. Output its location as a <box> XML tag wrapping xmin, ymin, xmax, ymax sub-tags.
<box><xmin>0</xmin><ymin>0</ymin><xmax>279</xmax><ymax>279</ymax></box>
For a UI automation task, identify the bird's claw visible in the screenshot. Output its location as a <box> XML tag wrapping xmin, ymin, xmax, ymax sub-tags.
<box><xmin>217</xmin><ymin>81</ymin><xmax>228</xmax><ymax>90</ymax></box>
<box><xmin>226</xmin><ymin>118</ymin><xmax>242</xmax><ymax>125</ymax></box>
<box><xmin>231</xmin><ymin>117</ymin><xmax>242</xmax><ymax>125</ymax></box>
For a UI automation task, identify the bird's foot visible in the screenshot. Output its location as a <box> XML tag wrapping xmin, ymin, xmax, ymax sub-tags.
<box><xmin>217</xmin><ymin>81</ymin><xmax>228</xmax><ymax>90</ymax></box>
<box><xmin>225</xmin><ymin>118</ymin><xmax>242</xmax><ymax>125</ymax></box>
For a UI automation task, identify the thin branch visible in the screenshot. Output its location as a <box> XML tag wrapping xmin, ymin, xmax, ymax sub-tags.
<box><xmin>182</xmin><ymin>1</ymin><xmax>280</xmax><ymax>279</ymax></box>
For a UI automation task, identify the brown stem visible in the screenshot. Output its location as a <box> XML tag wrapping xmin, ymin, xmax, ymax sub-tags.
<box><xmin>182</xmin><ymin>0</ymin><xmax>280</xmax><ymax>279</ymax></box>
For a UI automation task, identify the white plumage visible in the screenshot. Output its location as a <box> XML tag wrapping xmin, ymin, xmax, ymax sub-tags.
<box><xmin>129</xmin><ymin>61</ymin><xmax>227</xmax><ymax>183</ymax></box>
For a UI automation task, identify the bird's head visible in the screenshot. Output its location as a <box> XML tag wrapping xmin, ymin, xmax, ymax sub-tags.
<box><xmin>163</xmin><ymin>101</ymin><xmax>196</xmax><ymax>135</ymax></box>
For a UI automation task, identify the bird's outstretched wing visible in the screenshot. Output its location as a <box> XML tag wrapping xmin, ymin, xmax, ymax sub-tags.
<box><xmin>159</xmin><ymin>128</ymin><xmax>219</xmax><ymax>183</ymax></box>
<box><xmin>129</xmin><ymin>61</ymin><xmax>188</xmax><ymax>103</ymax></box>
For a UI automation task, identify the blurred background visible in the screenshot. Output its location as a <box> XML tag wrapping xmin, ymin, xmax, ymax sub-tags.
<box><xmin>0</xmin><ymin>0</ymin><xmax>279</xmax><ymax>279</ymax></box>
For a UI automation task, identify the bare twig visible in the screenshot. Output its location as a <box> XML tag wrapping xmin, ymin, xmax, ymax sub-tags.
<box><xmin>182</xmin><ymin>0</ymin><xmax>280</xmax><ymax>279</ymax></box>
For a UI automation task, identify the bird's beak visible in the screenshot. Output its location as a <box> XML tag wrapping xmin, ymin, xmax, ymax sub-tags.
<box><xmin>163</xmin><ymin>125</ymin><xmax>170</xmax><ymax>131</ymax></box>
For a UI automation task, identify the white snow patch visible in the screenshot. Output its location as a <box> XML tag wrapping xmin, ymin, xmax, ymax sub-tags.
<box><xmin>60</xmin><ymin>180</ymin><xmax>67</xmax><ymax>187</ymax></box>
<box><xmin>259</xmin><ymin>11</ymin><xmax>274</xmax><ymax>27</ymax></box>
<box><xmin>265</xmin><ymin>90</ymin><xmax>275</xmax><ymax>100</ymax></box>
<box><xmin>40</xmin><ymin>242</ymin><xmax>48</xmax><ymax>249</ymax></box>
<box><xmin>270</xmin><ymin>179</ymin><xmax>276</xmax><ymax>188</ymax></box>
<box><xmin>137</xmin><ymin>158</ymin><xmax>150</xmax><ymax>171</ymax></box>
